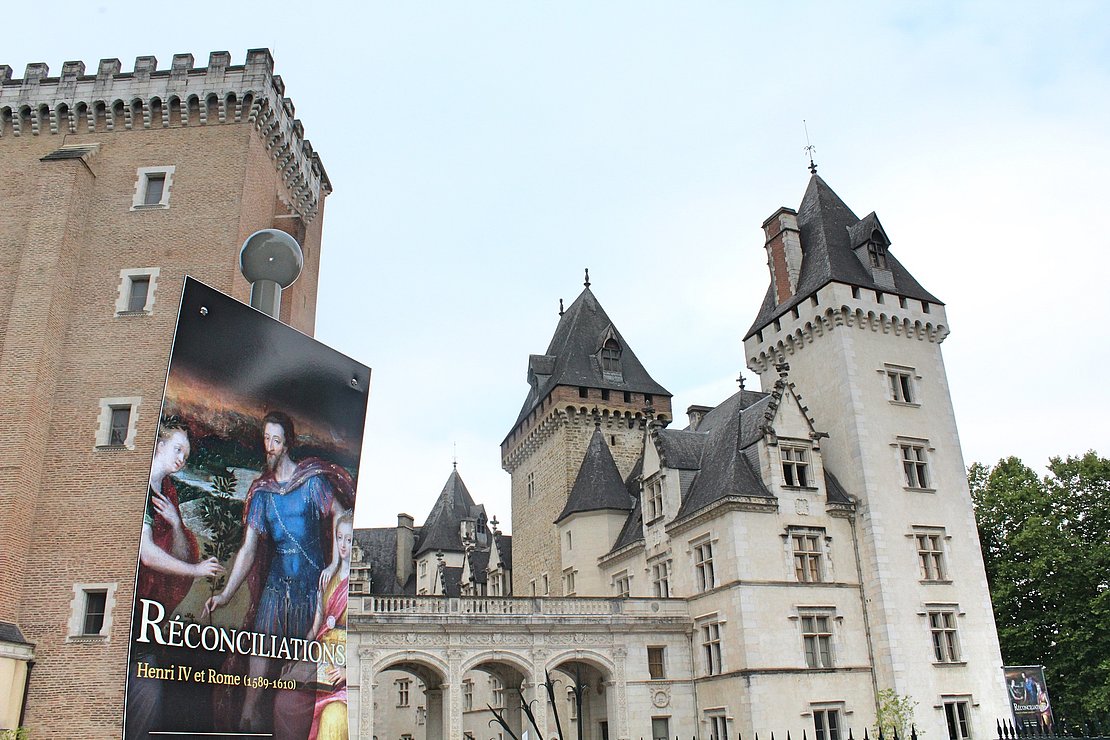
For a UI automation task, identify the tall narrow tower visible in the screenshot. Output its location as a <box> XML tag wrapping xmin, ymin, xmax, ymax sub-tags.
<box><xmin>0</xmin><ymin>50</ymin><xmax>329</xmax><ymax>736</ymax></box>
<box><xmin>743</xmin><ymin>175</ymin><xmax>1008</xmax><ymax>738</ymax></box>
<box><xmin>501</xmin><ymin>279</ymin><xmax>671</xmax><ymax>595</ymax></box>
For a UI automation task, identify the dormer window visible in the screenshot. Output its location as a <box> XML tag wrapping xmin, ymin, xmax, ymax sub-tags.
<box><xmin>867</xmin><ymin>233</ymin><xmax>888</xmax><ymax>269</ymax></box>
<box><xmin>600</xmin><ymin>338</ymin><xmax>622</xmax><ymax>374</ymax></box>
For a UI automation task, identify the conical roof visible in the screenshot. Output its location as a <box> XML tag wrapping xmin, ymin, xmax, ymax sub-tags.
<box><xmin>414</xmin><ymin>468</ymin><xmax>484</xmax><ymax>556</ymax></box>
<box><xmin>555</xmin><ymin>426</ymin><xmax>635</xmax><ymax>523</ymax></box>
<box><xmin>510</xmin><ymin>285</ymin><xmax>671</xmax><ymax>433</ymax></box>
<box><xmin>746</xmin><ymin>175</ymin><xmax>942</xmax><ymax>339</ymax></box>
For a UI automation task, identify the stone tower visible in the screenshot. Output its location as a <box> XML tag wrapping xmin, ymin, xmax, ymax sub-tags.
<box><xmin>0</xmin><ymin>50</ymin><xmax>330</xmax><ymax>736</ymax></box>
<box><xmin>501</xmin><ymin>279</ymin><xmax>672</xmax><ymax>596</ymax></box>
<box><xmin>743</xmin><ymin>175</ymin><xmax>1008</xmax><ymax>735</ymax></box>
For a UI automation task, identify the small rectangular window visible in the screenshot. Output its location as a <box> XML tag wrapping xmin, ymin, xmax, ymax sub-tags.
<box><xmin>623</xmin><ymin>391</ymin><xmax>632</xmax><ymax>403</ymax></box>
<box><xmin>945</xmin><ymin>700</ymin><xmax>972</xmax><ymax>740</ymax></box>
<box><xmin>801</xmin><ymin>613</ymin><xmax>833</xmax><ymax>668</ymax></box>
<box><xmin>782</xmin><ymin>445</ymin><xmax>810</xmax><ymax>487</ymax></box>
<box><xmin>644</xmin><ymin>393</ymin><xmax>653</xmax><ymax>406</ymax></box>
<box><xmin>647</xmin><ymin>646</ymin><xmax>666</xmax><ymax>679</ymax></box>
<box><xmin>578</xmin><ymin>386</ymin><xmax>589</xmax><ymax>399</ymax></box>
<box><xmin>652</xmin><ymin>717</ymin><xmax>670</xmax><ymax>740</ymax></box>
<box><xmin>708</xmin><ymin>715</ymin><xmax>729</xmax><ymax>740</ymax></box>
<box><xmin>814</xmin><ymin>708</ymin><xmax>842</xmax><ymax>740</ymax></box>
<box><xmin>701</xmin><ymin>620</ymin><xmax>722</xmax><ymax>675</ymax></box>
<box><xmin>886</xmin><ymin>367</ymin><xmax>915</xmax><ymax>404</ymax></box>
<box><xmin>916</xmin><ymin>531</ymin><xmax>947</xmax><ymax>581</ymax></box>
<box><xmin>601</xmin><ymin>388</ymin><xmax>610</xmax><ymax>401</ymax></box>
<box><xmin>651</xmin><ymin>560</ymin><xmax>670</xmax><ymax>598</ymax></box>
<box><xmin>143</xmin><ymin>173</ymin><xmax>166</xmax><ymax>205</ymax></box>
<box><xmin>83</xmin><ymin>590</ymin><xmax>108</xmax><ymax>635</ymax></box>
<box><xmin>614</xmin><ymin>571</ymin><xmax>630</xmax><ymax>597</ymax></box>
<box><xmin>397</xmin><ymin>679</ymin><xmax>411</xmax><ymax>707</ymax></box>
<box><xmin>127</xmin><ymin>276</ymin><xmax>150</xmax><ymax>312</ymax></box>
<box><xmin>901</xmin><ymin>443</ymin><xmax>931</xmax><ymax>489</ymax></box>
<box><xmin>929</xmin><ymin>609</ymin><xmax>961</xmax><ymax>662</ymax></box>
<box><xmin>109</xmin><ymin>407</ymin><xmax>131</xmax><ymax>446</ymax></box>
<box><xmin>694</xmin><ymin>540</ymin><xmax>715</xmax><ymax>592</ymax></box>
<box><xmin>792</xmin><ymin>530</ymin><xmax>824</xmax><ymax>582</ymax></box>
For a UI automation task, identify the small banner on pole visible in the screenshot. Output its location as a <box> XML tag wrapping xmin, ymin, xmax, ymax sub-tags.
<box><xmin>1003</xmin><ymin>665</ymin><xmax>1055</xmax><ymax>732</ymax></box>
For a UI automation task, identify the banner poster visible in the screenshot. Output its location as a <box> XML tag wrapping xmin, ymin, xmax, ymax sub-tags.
<box><xmin>123</xmin><ymin>277</ymin><xmax>370</xmax><ymax>739</ymax></box>
<box><xmin>1003</xmin><ymin>665</ymin><xmax>1055</xmax><ymax>732</ymax></box>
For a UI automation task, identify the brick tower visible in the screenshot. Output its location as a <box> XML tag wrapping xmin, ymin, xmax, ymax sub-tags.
<box><xmin>501</xmin><ymin>276</ymin><xmax>672</xmax><ymax>596</ymax></box>
<box><xmin>0</xmin><ymin>50</ymin><xmax>330</xmax><ymax>736</ymax></box>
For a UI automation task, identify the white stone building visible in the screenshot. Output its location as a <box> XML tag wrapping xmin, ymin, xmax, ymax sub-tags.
<box><xmin>347</xmin><ymin>174</ymin><xmax>1009</xmax><ymax>740</ymax></box>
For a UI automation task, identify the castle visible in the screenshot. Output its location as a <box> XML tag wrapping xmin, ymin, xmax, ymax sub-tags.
<box><xmin>346</xmin><ymin>176</ymin><xmax>1009</xmax><ymax>740</ymax></box>
<box><xmin>0</xmin><ymin>46</ymin><xmax>1008</xmax><ymax>740</ymax></box>
<box><xmin>0</xmin><ymin>50</ymin><xmax>330</xmax><ymax>736</ymax></box>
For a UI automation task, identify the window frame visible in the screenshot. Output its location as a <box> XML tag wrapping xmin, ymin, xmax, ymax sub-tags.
<box><xmin>613</xmin><ymin>570</ymin><xmax>631</xmax><ymax>598</ymax></box>
<box><xmin>651</xmin><ymin>559</ymin><xmax>671</xmax><ymax>598</ymax></box>
<box><xmin>693</xmin><ymin>537</ymin><xmax>716</xmax><ymax>592</ymax></box>
<box><xmin>944</xmin><ymin>699</ymin><xmax>973</xmax><ymax>740</ymax></box>
<box><xmin>396</xmin><ymin>678</ymin><xmax>411</xmax><ymax>707</ymax></box>
<box><xmin>66</xmin><ymin>582</ymin><xmax>118</xmax><ymax>642</ymax></box>
<box><xmin>899</xmin><ymin>440</ymin><xmax>934</xmax><ymax>490</ymax></box>
<box><xmin>95</xmin><ymin>396</ymin><xmax>141</xmax><ymax>450</ymax></box>
<box><xmin>647</xmin><ymin>645</ymin><xmax>666</xmax><ymax>680</ymax></box>
<box><xmin>927</xmin><ymin>606</ymin><xmax>962</xmax><ymax>663</ymax></box>
<box><xmin>644</xmin><ymin>475</ymin><xmax>665</xmax><ymax>523</ymax></box>
<box><xmin>781</xmin><ymin>443</ymin><xmax>812</xmax><ymax>488</ymax></box>
<box><xmin>914</xmin><ymin>528</ymin><xmax>949</xmax><ymax>583</ymax></box>
<box><xmin>800</xmin><ymin>611</ymin><xmax>834</xmax><ymax>669</ymax></box>
<box><xmin>131</xmin><ymin>165</ymin><xmax>176</xmax><ymax>210</ymax></box>
<box><xmin>884</xmin><ymin>364</ymin><xmax>919</xmax><ymax>406</ymax></box>
<box><xmin>813</xmin><ymin>706</ymin><xmax>843</xmax><ymax>740</ymax></box>
<box><xmin>790</xmin><ymin>528</ymin><xmax>826</xmax><ymax>583</ymax></box>
<box><xmin>700</xmin><ymin>618</ymin><xmax>723</xmax><ymax>676</ymax></box>
<box><xmin>651</xmin><ymin>716</ymin><xmax>671</xmax><ymax>740</ymax></box>
<box><xmin>115</xmin><ymin>267</ymin><xmax>160</xmax><ymax>315</ymax></box>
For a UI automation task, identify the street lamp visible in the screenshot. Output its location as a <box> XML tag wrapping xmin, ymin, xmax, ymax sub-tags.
<box><xmin>238</xmin><ymin>228</ymin><xmax>303</xmax><ymax>318</ymax></box>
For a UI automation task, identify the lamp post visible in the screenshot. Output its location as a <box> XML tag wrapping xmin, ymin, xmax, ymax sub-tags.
<box><xmin>238</xmin><ymin>228</ymin><xmax>303</xmax><ymax>318</ymax></box>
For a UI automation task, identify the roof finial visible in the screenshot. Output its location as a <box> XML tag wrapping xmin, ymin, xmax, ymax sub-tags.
<box><xmin>803</xmin><ymin>119</ymin><xmax>817</xmax><ymax>175</ymax></box>
<box><xmin>583</xmin><ymin>268</ymin><xmax>591</xmax><ymax>288</ymax></box>
<box><xmin>452</xmin><ymin>441</ymin><xmax>457</xmax><ymax>470</ymax></box>
<box><xmin>559</xmin><ymin>298</ymin><xmax>564</xmax><ymax>316</ymax></box>
<box><xmin>737</xmin><ymin>372</ymin><xmax>746</xmax><ymax>391</ymax></box>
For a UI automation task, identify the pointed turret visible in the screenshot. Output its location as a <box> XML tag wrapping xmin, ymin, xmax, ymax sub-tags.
<box><xmin>556</xmin><ymin>426</ymin><xmax>634</xmax><ymax>523</ymax></box>
<box><xmin>509</xmin><ymin>284</ymin><xmax>671</xmax><ymax>437</ymax></box>
<box><xmin>414</xmin><ymin>468</ymin><xmax>487</xmax><ymax>557</ymax></box>
<box><xmin>746</xmin><ymin>174</ymin><xmax>941</xmax><ymax>340</ymax></box>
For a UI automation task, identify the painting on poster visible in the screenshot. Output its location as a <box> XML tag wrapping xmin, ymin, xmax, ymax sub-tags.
<box><xmin>1004</xmin><ymin>665</ymin><xmax>1055</xmax><ymax>732</ymax></box>
<box><xmin>123</xmin><ymin>277</ymin><xmax>370</xmax><ymax>739</ymax></box>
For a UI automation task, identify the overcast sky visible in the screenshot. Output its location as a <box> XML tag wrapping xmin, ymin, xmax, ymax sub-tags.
<box><xmin>8</xmin><ymin>2</ymin><xmax>1109</xmax><ymax>530</ymax></box>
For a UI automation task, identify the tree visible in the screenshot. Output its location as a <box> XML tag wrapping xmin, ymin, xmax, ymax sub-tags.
<box><xmin>969</xmin><ymin>453</ymin><xmax>1110</xmax><ymax>719</ymax></box>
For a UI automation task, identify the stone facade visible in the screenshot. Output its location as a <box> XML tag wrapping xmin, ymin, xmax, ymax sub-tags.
<box><xmin>0</xmin><ymin>50</ymin><xmax>329</xmax><ymax>737</ymax></box>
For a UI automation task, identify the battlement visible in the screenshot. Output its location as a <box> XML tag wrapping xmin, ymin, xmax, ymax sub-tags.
<box><xmin>0</xmin><ymin>49</ymin><xmax>329</xmax><ymax>222</ymax></box>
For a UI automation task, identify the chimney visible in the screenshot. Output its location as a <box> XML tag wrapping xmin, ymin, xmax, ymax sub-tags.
<box><xmin>762</xmin><ymin>207</ymin><xmax>802</xmax><ymax>305</ymax></box>
<box><xmin>687</xmin><ymin>405</ymin><xmax>713</xmax><ymax>432</ymax></box>
<box><xmin>396</xmin><ymin>513</ymin><xmax>415</xmax><ymax>587</ymax></box>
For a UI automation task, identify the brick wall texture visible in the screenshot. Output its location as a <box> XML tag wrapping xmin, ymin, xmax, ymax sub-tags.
<box><xmin>0</xmin><ymin>101</ymin><xmax>326</xmax><ymax>737</ymax></box>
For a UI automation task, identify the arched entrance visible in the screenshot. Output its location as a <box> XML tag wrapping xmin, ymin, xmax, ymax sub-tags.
<box><xmin>371</xmin><ymin>653</ymin><xmax>449</xmax><ymax>740</ymax></box>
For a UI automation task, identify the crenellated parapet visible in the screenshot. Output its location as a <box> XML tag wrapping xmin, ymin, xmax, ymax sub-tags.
<box><xmin>0</xmin><ymin>49</ymin><xmax>330</xmax><ymax>222</ymax></box>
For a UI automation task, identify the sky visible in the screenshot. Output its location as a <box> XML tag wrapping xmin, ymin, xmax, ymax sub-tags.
<box><xmin>7</xmin><ymin>2</ymin><xmax>1110</xmax><ymax>530</ymax></box>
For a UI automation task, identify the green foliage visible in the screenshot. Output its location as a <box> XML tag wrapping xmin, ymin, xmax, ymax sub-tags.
<box><xmin>970</xmin><ymin>453</ymin><xmax>1110</xmax><ymax>718</ymax></box>
<box><xmin>198</xmin><ymin>473</ymin><xmax>245</xmax><ymax>595</ymax></box>
<box><xmin>874</xmin><ymin>688</ymin><xmax>919</xmax><ymax>738</ymax></box>
<box><xmin>0</xmin><ymin>728</ymin><xmax>29</xmax><ymax>740</ymax></box>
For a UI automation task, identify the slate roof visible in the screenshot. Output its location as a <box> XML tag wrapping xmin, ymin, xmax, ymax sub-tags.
<box><xmin>610</xmin><ymin>493</ymin><xmax>644</xmax><ymax>552</ymax></box>
<box><xmin>441</xmin><ymin>566</ymin><xmax>463</xmax><ymax>597</ymax></box>
<box><xmin>510</xmin><ymin>286</ymin><xmax>671</xmax><ymax>433</ymax></box>
<box><xmin>746</xmin><ymin>175</ymin><xmax>942</xmax><ymax>339</ymax></box>
<box><xmin>467</xmin><ymin>548</ymin><xmax>491</xmax><ymax>585</ymax></box>
<box><xmin>414</xmin><ymin>468</ymin><xmax>486</xmax><ymax>557</ymax></box>
<box><xmin>0</xmin><ymin>621</ymin><xmax>29</xmax><ymax>645</ymax></box>
<box><xmin>824</xmin><ymin>470</ymin><xmax>853</xmax><ymax>505</ymax></box>
<box><xmin>556</xmin><ymin>426</ymin><xmax>635</xmax><ymax>523</ymax></box>
<box><xmin>493</xmin><ymin>533</ymin><xmax>513</xmax><ymax>571</ymax></box>
<box><xmin>654</xmin><ymin>429</ymin><xmax>705</xmax><ymax>470</ymax></box>
<box><xmin>675</xmin><ymin>391</ymin><xmax>775</xmax><ymax>521</ymax></box>
<box><xmin>353</xmin><ymin>526</ymin><xmax>418</xmax><ymax>595</ymax></box>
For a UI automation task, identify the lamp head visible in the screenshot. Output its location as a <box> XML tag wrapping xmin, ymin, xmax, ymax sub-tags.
<box><xmin>239</xmin><ymin>229</ymin><xmax>303</xmax><ymax>288</ymax></box>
